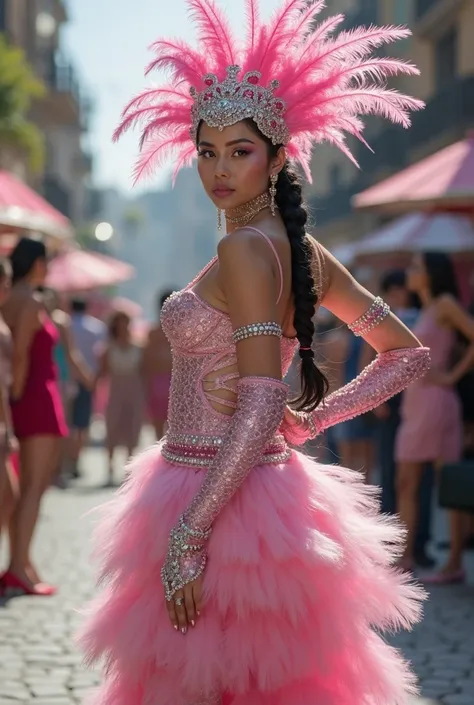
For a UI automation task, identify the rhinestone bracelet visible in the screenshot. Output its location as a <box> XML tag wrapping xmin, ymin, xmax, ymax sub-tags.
<box><xmin>348</xmin><ymin>297</ymin><xmax>390</xmax><ymax>337</ymax></box>
<box><xmin>232</xmin><ymin>321</ymin><xmax>282</xmax><ymax>343</ymax></box>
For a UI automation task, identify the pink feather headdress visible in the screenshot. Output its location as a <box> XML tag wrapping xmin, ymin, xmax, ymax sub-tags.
<box><xmin>114</xmin><ymin>0</ymin><xmax>424</xmax><ymax>184</ymax></box>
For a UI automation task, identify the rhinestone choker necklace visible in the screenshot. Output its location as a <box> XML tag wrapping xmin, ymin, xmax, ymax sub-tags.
<box><xmin>225</xmin><ymin>192</ymin><xmax>273</xmax><ymax>227</ymax></box>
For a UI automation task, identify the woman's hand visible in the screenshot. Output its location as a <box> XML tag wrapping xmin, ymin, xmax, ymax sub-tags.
<box><xmin>280</xmin><ymin>406</ymin><xmax>311</xmax><ymax>446</ymax></box>
<box><xmin>425</xmin><ymin>369</ymin><xmax>454</xmax><ymax>387</ymax></box>
<box><xmin>165</xmin><ymin>576</ymin><xmax>203</xmax><ymax>633</ymax></box>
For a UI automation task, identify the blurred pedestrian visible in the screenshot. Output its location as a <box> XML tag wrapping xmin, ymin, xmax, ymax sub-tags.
<box><xmin>396</xmin><ymin>252</ymin><xmax>474</xmax><ymax>581</ymax></box>
<box><xmin>39</xmin><ymin>289</ymin><xmax>95</xmax><ymax>485</ymax></box>
<box><xmin>328</xmin><ymin>327</ymin><xmax>375</xmax><ymax>480</ymax></box>
<box><xmin>1</xmin><ymin>238</ymin><xmax>68</xmax><ymax>596</ymax></box>
<box><xmin>0</xmin><ymin>258</ymin><xmax>18</xmax><ymax>556</ymax></box>
<box><xmin>68</xmin><ymin>298</ymin><xmax>106</xmax><ymax>476</ymax></box>
<box><xmin>374</xmin><ymin>270</ymin><xmax>435</xmax><ymax>568</ymax></box>
<box><xmin>142</xmin><ymin>289</ymin><xmax>173</xmax><ymax>440</ymax></box>
<box><xmin>98</xmin><ymin>311</ymin><xmax>145</xmax><ymax>486</ymax></box>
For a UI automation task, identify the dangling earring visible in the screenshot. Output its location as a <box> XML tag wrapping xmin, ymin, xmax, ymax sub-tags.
<box><xmin>217</xmin><ymin>208</ymin><xmax>222</xmax><ymax>231</ymax></box>
<box><xmin>269</xmin><ymin>174</ymin><xmax>278</xmax><ymax>216</ymax></box>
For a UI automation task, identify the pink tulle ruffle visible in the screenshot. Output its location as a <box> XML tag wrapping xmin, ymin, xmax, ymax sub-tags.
<box><xmin>77</xmin><ymin>444</ymin><xmax>424</xmax><ymax>705</ymax></box>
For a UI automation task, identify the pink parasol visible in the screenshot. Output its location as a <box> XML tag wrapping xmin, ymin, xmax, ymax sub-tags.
<box><xmin>46</xmin><ymin>249</ymin><xmax>135</xmax><ymax>292</ymax></box>
<box><xmin>353</xmin><ymin>135</ymin><xmax>474</xmax><ymax>214</ymax></box>
<box><xmin>0</xmin><ymin>170</ymin><xmax>73</xmax><ymax>239</ymax></box>
<box><xmin>354</xmin><ymin>212</ymin><xmax>474</xmax><ymax>256</ymax></box>
<box><xmin>86</xmin><ymin>293</ymin><xmax>143</xmax><ymax>320</ymax></box>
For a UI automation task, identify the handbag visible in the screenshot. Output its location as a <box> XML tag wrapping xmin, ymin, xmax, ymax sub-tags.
<box><xmin>438</xmin><ymin>461</ymin><xmax>474</xmax><ymax>514</ymax></box>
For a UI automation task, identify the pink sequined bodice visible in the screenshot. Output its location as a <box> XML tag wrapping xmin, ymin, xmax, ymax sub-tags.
<box><xmin>161</xmin><ymin>257</ymin><xmax>297</xmax><ymax>440</ymax></box>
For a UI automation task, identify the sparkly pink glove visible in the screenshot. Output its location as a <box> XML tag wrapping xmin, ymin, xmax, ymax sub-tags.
<box><xmin>161</xmin><ymin>376</ymin><xmax>289</xmax><ymax>600</ymax></box>
<box><xmin>281</xmin><ymin>347</ymin><xmax>431</xmax><ymax>446</ymax></box>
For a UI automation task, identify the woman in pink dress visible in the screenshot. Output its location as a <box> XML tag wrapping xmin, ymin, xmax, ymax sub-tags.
<box><xmin>77</xmin><ymin>3</ymin><xmax>431</xmax><ymax>704</ymax></box>
<box><xmin>0</xmin><ymin>238</ymin><xmax>68</xmax><ymax>597</ymax></box>
<box><xmin>98</xmin><ymin>311</ymin><xmax>145</xmax><ymax>486</ymax></box>
<box><xmin>396</xmin><ymin>252</ymin><xmax>474</xmax><ymax>581</ymax></box>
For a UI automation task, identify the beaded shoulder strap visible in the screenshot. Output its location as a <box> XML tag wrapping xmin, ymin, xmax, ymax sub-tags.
<box><xmin>185</xmin><ymin>256</ymin><xmax>218</xmax><ymax>291</ymax></box>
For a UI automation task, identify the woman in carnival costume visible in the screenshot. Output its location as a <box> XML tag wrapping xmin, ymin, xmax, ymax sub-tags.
<box><xmin>78</xmin><ymin>1</ymin><xmax>431</xmax><ymax>703</ymax></box>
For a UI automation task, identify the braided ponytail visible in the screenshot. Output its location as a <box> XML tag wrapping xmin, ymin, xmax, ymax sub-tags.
<box><xmin>210</xmin><ymin>118</ymin><xmax>328</xmax><ymax>411</ymax></box>
<box><xmin>274</xmin><ymin>165</ymin><xmax>328</xmax><ymax>411</ymax></box>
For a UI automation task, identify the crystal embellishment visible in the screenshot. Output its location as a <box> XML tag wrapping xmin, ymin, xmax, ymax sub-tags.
<box><xmin>190</xmin><ymin>65</ymin><xmax>290</xmax><ymax>146</ymax></box>
<box><xmin>348</xmin><ymin>297</ymin><xmax>391</xmax><ymax>337</ymax></box>
<box><xmin>232</xmin><ymin>321</ymin><xmax>282</xmax><ymax>343</ymax></box>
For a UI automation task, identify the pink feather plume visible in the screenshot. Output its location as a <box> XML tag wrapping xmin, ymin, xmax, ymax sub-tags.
<box><xmin>114</xmin><ymin>0</ymin><xmax>424</xmax><ymax>184</ymax></box>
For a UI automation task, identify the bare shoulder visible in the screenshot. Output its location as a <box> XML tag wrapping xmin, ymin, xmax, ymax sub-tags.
<box><xmin>436</xmin><ymin>293</ymin><xmax>459</xmax><ymax>315</ymax></box>
<box><xmin>19</xmin><ymin>295</ymin><xmax>42</xmax><ymax>321</ymax></box>
<box><xmin>217</xmin><ymin>228</ymin><xmax>275</xmax><ymax>274</ymax></box>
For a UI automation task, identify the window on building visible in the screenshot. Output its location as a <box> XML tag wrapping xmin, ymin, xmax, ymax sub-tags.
<box><xmin>435</xmin><ymin>27</ymin><xmax>458</xmax><ymax>89</ymax></box>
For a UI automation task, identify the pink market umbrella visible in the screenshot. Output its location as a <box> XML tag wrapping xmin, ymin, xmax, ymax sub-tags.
<box><xmin>353</xmin><ymin>135</ymin><xmax>474</xmax><ymax>214</ymax></box>
<box><xmin>86</xmin><ymin>293</ymin><xmax>143</xmax><ymax>319</ymax></box>
<box><xmin>46</xmin><ymin>249</ymin><xmax>135</xmax><ymax>292</ymax></box>
<box><xmin>0</xmin><ymin>170</ymin><xmax>73</xmax><ymax>240</ymax></box>
<box><xmin>353</xmin><ymin>212</ymin><xmax>474</xmax><ymax>256</ymax></box>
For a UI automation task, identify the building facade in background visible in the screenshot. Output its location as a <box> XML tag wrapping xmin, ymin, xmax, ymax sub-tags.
<box><xmin>90</xmin><ymin>172</ymin><xmax>218</xmax><ymax>321</ymax></box>
<box><xmin>308</xmin><ymin>0</ymin><xmax>474</xmax><ymax>247</ymax></box>
<box><xmin>0</xmin><ymin>0</ymin><xmax>92</xmax><ymax>225</ymax></box>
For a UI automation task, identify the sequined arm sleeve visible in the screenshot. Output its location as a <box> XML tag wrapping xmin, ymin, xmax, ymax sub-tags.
<box><xmin>161</xmin><ymin>376</ymin><xmax>289</xmax><ymax>600</ymax></box>
<box><xmin>281</xmin><ymin>347</ymin><xmax>431</xmax><ymax>446</ymax></box>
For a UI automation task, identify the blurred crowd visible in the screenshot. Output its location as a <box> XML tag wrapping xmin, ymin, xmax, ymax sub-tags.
<box><xmin>1</xmin><ymin>237</ymin><xmax>474</xmax><ymax>595</ymax></box>
<box><xmin>312</xmin><ymin>252</ymin><xmax>474</xmax><ymax>584</ymax></box>
<box><xmin>0</xmin><ymin>237</ymin><xmax>173</xmax><ymax>595</ymax></box>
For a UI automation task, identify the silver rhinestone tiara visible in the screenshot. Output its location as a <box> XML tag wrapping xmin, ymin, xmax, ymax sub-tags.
<box><xmin>190</xmin><ymin>65</ymin><xmax>290</xmax><ymax>146</ymax></box>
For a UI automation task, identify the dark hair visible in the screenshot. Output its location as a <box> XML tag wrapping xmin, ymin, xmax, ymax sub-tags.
<box><xmin>0</xmin><ymin>257</ymin><xmax>12</xmax><ymax>281</ymax></box>
<box><xmin>109</xmin><ymin>310</ymin><xmax>131</xmax><ymax>340</ymax></box>
<box><xmin>71</xmin><ymin>298</ymin><xmax>88</xmax><ymax>314</ymax></box>
<box><xmin>422</xmin><ymin>252</ymin><xmax>459</xmax><ymax>300</ymax></box>
<box><xmin>380</xmin><ymin>269</ymin><xmax>406</xmax><ymax>293</ymax></box>
<box><xmin>9</xmin><ymin>237</ymin><xmax>47</xmax><ymax>284</ymax></box>
<box><xmin>198</xmin><ymin>117</ymin><xmax>328</xmax><ymax>411</ymax></box>
<box><xmin>158</xmin><ymin>289</ymin><xmax>174</xmax><ymax>310</ymax></box>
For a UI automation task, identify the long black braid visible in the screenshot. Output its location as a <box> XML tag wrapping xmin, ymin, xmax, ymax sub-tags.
<box><xmin>244</xmin><ymin>120</ymin><xmax>329</xmax><ymax>411</ymax></box>
<box><xmin>274</xmin><ymin>164</ymin><xmax>329</xmax><ymax>411</ymax></box>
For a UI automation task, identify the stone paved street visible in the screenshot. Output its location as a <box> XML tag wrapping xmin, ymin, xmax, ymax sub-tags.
<box><xmin>1</xmin><ymin>436</ymin><xmax>473</xmax><ymax>705</ymax></box>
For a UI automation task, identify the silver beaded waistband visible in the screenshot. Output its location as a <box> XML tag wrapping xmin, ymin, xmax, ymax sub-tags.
<box><xmin>162</xmin><ymin>432</ymin><xmax>291</xmax><ymax>467</ymax></box>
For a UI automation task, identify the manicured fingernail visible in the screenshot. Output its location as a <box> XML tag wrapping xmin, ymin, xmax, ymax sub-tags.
<box><xmin>197</xmin><ymin>611</ymin><xmax>201</xmax><ymax>616</ymax></box>
<box><xmin>191</xmin><ymin>620</ymin><xmax>195</xmax><ymax>627</ymax></box>
<box><xmin>181</xmin><ymin>627</ymin><xmax>187</xmax><ymax>635</ymax></box>
<box><xmin>174</xmin><ymin>625</ymin><xmax>178</xmax><ymax>631</ymax></box>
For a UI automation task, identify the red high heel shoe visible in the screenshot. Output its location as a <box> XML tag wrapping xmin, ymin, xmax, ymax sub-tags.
<box><xmin>0</xmin><ymin>570</ymin><xmax>57</xmax><ymax>597</ymax></box>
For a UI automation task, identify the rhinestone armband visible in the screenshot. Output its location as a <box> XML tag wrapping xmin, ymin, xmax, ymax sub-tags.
<box><xmin>348</xmin><ymin>297</ymin><xmax>390</xmax><ymax>337</ymax></box>
<box><xmin>232</xmin><ymin>321</ymin><xmax>282</xmax><ymax>343</ymax></box>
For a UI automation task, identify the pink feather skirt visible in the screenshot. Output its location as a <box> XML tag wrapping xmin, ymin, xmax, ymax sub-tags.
<box><xmin>77</xmin><ymin>444</ymin><xmax>424</xmax><ymax>705</ymax></box>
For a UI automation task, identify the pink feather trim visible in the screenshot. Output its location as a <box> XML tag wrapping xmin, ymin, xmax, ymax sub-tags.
<box><xmin>115</xmin><ymin>0</ymin><xmax>424</xmax><ymax>184</ymax></box>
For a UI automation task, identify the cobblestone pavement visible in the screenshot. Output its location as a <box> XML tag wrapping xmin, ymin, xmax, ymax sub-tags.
<box><xmin>1</xmin><ymin>437</ymin><xmax>473</xmax><ymax>705</ymax></box>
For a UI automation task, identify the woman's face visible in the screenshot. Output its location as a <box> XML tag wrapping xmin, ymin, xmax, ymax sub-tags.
<box><xmin>407</xmin><ymin>254</ymin><xmax>429</xmax><ymax>293</ymax></box>
<box><xmin>30</xmin><ymin>256</ymin><xmax>48</xmax><ymax>286</ymax></box>
<box><xmin>115</xmin><ymin>314</ymin><xmax>130</xmax><ymax>339</ymax></box>
<box><xmin>197</xmin><ymin>120</ymin><xmax>284</xmax><ymax>210</ymax></box>
<box><xmin>0</xmin><ymin>274</ymin><xmax>11</xmax><ymax>306</ymax></box>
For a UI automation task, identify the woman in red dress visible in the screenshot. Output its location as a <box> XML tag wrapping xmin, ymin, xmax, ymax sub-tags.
<box><xmin>1</xmin><ymin>238</ymin><xmax>68</xmax><ymax>596</ymax></box>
